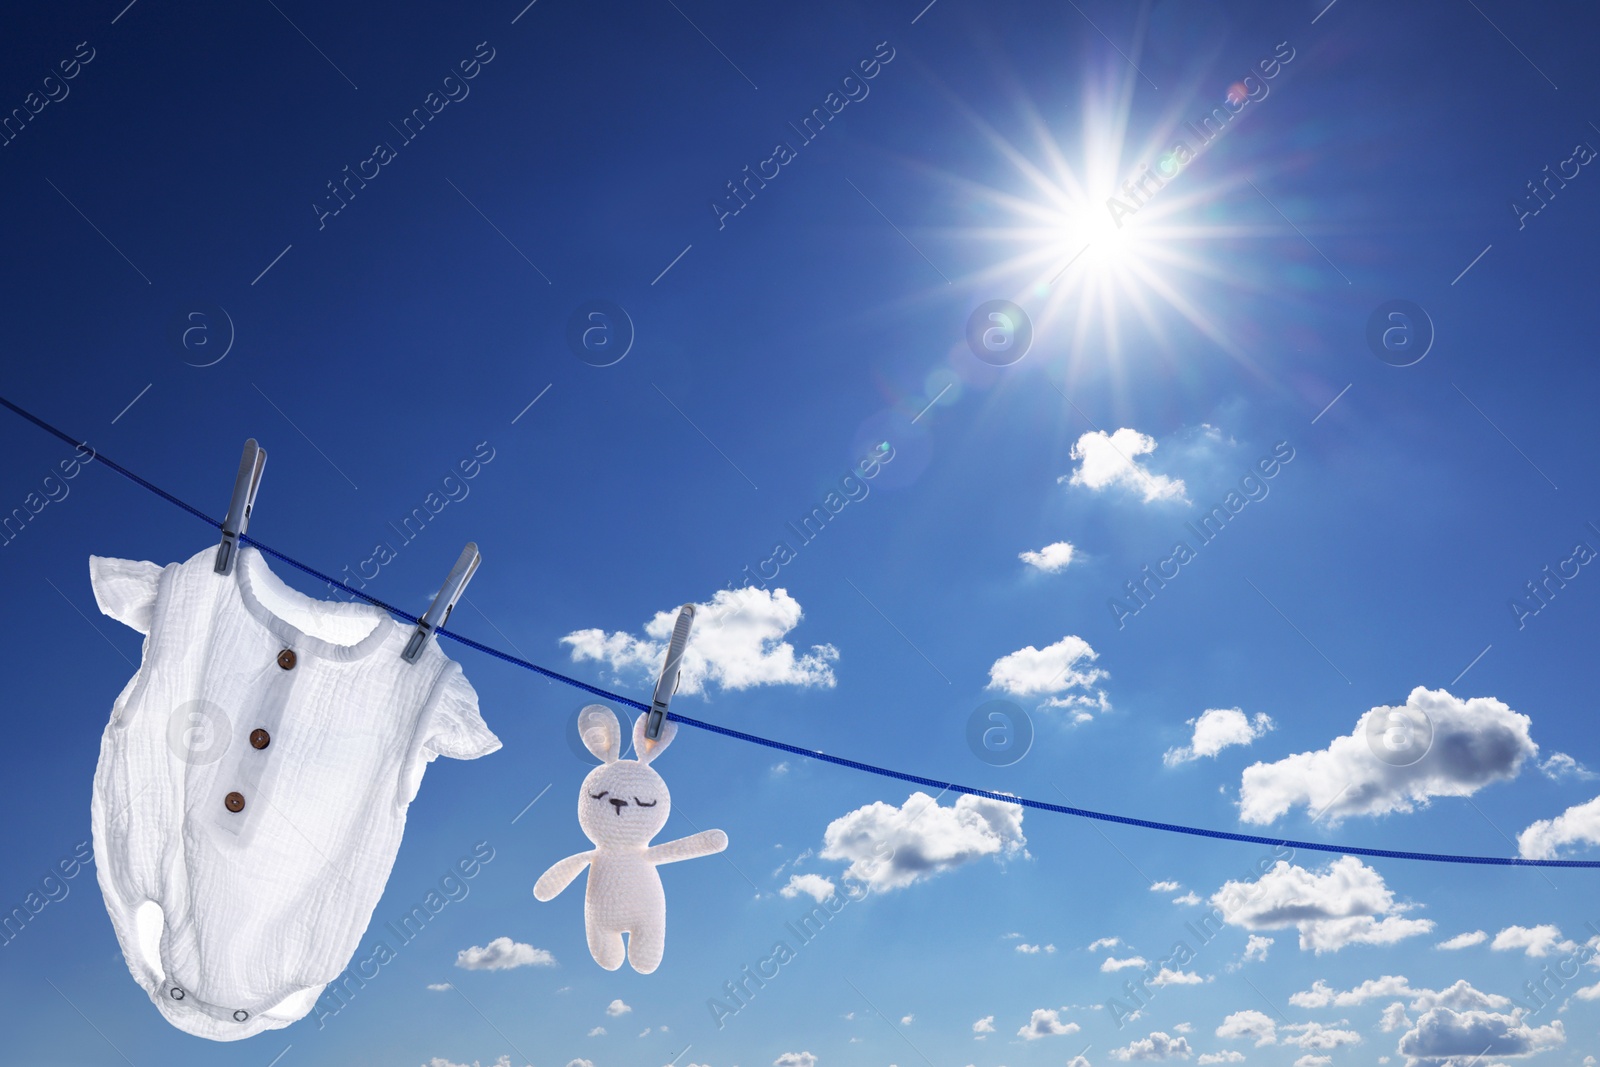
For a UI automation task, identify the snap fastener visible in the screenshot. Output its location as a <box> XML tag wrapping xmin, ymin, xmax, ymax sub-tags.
<box><xmin>276</xmin><ymin>649</ymin><xmax>296</xmax><ymax>670</ymax></box>
<box><xmin>249</xmin><ymin>729</ymin><xmax>270</xmax><ymax>750</ymax></box>
<box><xmin>224</xmin><ymin>791</ymin><xmax>245</xmax><ymax>813</ymax></box>
<box><xmin>170</xmin><ymin>987</ymin><xmax>185</xmax><ymax>1000</ymax></box>
<box><xmin>233</xmin><ymin>1010</ymin><xmax>249</xmax><ymax>1022</ymax></box>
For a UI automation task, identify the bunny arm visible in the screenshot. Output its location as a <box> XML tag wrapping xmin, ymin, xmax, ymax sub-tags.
<box><xmin>533</xmin><ymin>850</ymin><xmax>595</xmax><ymax>901</ymax></box>
<box><xmin>646</xmin><ymin>829</ymin><xmax>728</xmax><ymax>866</ymax></box>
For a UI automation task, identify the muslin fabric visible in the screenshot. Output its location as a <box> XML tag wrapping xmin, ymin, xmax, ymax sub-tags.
<box><xmin>88</xmin><ymin>545</ymin><xmax>499</xmax><ymax>1041</ymax></box>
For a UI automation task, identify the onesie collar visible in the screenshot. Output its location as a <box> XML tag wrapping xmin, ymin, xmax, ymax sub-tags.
<box><xmin>233</xmin><ymin>547</ymin><xmax>396</xmax><ymax>662</ymax></box>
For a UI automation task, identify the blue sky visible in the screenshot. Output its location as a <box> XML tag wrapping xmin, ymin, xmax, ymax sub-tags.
<box><xmin>3</xmin><ymin>0</ymin><xmax>1600</xmax><ymax>1065</ymax></box>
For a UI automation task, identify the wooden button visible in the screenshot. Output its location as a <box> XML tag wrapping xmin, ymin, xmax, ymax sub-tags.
<box><xmin>249</xmin><ymin>729</ymin><xmax>270</xmax><ymax>750</ymax></box>
<box><xmin>276</xmin><ymin>649</ymin><xmax>296</xmax><ymax>670</ymax></box>
<box><xmin>224</xmin><ymin>791</ymin><xmax>245</xmax><ymax>813</ymax></box>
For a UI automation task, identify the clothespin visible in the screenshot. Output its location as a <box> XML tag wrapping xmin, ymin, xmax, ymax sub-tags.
<box><xmin>645</xmin><ymin>604</ymin><xmax>695</xmax><ymax>739</ymax></box>
<box><xmin>402</xmin><ymin>543</ymin><xmax>481</xmax><ymax>663</ymax></box>
<box><xmin>214</xmin><ymin>439</ymin><xmax>266</xmax><ymax>576</ymax></box>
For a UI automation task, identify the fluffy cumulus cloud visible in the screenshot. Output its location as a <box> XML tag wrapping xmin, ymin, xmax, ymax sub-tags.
<box><xmin>1017</xmin><ymin>1008</ymin><xmax>1080</xmax><ymax>1039</ymax></box>
<box><xmin>1165</xmin><ymin>709</ymin><xmax>1274</xmax><ymax>766</ymax></box>
<box><xmin>972</xmin><ymin>1015</ymin><xmax>995</xmax><ymax>1035</ymax></box>
<box><xmin>987</xmin><ymin>634</ymin><xmax>1110</xmax><ymax>717</ymax></box>
<box><xmin>1490</xmin><ymin>924</ymin><xmax>1577</xmax><ymax>957</ymax></box>
<box><xmin>1242</xmin><ymin>935</ymin><xmax>1273</xmax><ymax>963</ymax></box>
<box><xmin>1197</xmin><ymin>1054</ymin><xmax>1245</xmax><ymax>1065</ymax></box>
<box><xmin>1111</xmin><ymin>1031</ymin><xmax>1193</xmax><ymax>1060</ymax></box>
<box><xmin>1217</xmin><ymin>1010</ymin><xmax>1277</xmax><ymax>1047</ymax></box>
<box><xmin>454</xmin><ymin>938</ymin><xmax>555</xmax><ymax>971</ymax></box>
<box><xmin>773</xmin><ymin>1054</ymin><xmax>817</xmax><ymax>1067</ymax></box>
<box><xmin>1210</xmin><ymin>856</ymin><xmax>1433</xmax><ymax>953</ymax></box>
<box><xmin>820</xmin><ymin>791</ymin><xmax>1026</xmax><ymax>891</ymax></box>
<box><xmin>1290</xmin><ymin>977</ymin><xmax>1511</xmax><ymax>1020</ymax></box>
<box><xmin>1063</xmin><ymin>428</ymin><xmax>1188</xmax><ymax>504</ymax></box>
<box><xmin>1103</xmin><ymin>956</ymin><xmax>1150</xmax><ymax>972</ymax></box>
<box><xmin>561</xmin><ymin>587</ymin><xmax>838</xmax><ymax>694</ymax></box>
<box><xmin>1397</xmin><ymin>1009</ymin><xmax>1563</xmax><ymax>1064</ymax></box>
<box><xmin>1089</xmin><ymin>936</ymin><xmax>1124</xmax><ymax>951</ymax></box>
<box><xmin>1019</xmin><ymin>540</ymin><xmax>1077</xmax><ymax>573</ymax></box>
<box><xmin>1437</xmin><ymin>930</ymin><xmax>1487</xmax><ymax>950</ymax></box>
<box><xmin>778</xmin><ymin>873</ymin><xmax>836</xmax><ymax>903</ymax></box>
<box><xmin>1016</xmin><ymin>942</ymin><xmax>1056</xmax><ymax>954</ymax></box>
<box><xmin>1282</xmin><ymin>1022</ymin><xmax>1360</xmax><ymax>1050</ymax></box>
<box><xmin>1238</xmin><ymin>688</ymin><xmax>1536</xmax><ymax>825</ymax></box>
<box><xmin>606</xmin><ymin>999</ymin><xmax>631</xmax><ymax>1016</ymax></box>
<box><xmin>1150</xmin><ymin>968</ymin><xmax>1205</xmax><ymax>986</ymax></box>
<box><xmin>1518</xmin><ymin>795</ymin><xmax>1600</xmax><ymax>859</ymax></box>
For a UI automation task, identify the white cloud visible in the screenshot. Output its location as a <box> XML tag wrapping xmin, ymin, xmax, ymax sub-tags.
<box><xmin>1111</xmin><ymin>1031</ymin><xmax>1193</xmax><ymax>1060</ymax></box>
<box><xmin>773</xmin><ymin>1054</ymin><xmax>817</xmax><ymax>1067</ymax></box>
<box><xmin>1197</xmin><ymin>1054</ymin><xmax>1244</xmax><ymax>1065</ymax></box>
<box><xmin>454</xmin><ymin>938</ymin><xmax>556</xmax><ymax>971</ymax></box>
<box><xmin>1172</xmin><ymin>892</ymin><xmax>1202</xmax><ymax>906</ymax></box>
<box><xmin>1292</xmin><ymin>1058</ymin><xmax>1331</xmax><ymax>1067</ymax></box>
<box><xmin>1437</xmin><ymin>930</ymin><xmax>1487</xmax><ymax>950</ymax></box>
<box><xmin>820</xmin><ymin>791</ymin><xmax>1026</xmax><ymax>892</ymax></box>
<box><xmin>586</xmin><ymin>1027</ymin><xmax>605</xmax><ymax>1037</ymax></box>
<box><xmin>1397</xmin><ymin>1009</ymin><xmax>1563</xmax><ymax>1062</ymax></box>
<box><xmin>1519</xmin><ymin>795</ymin><xmax>1600</xmax><ymax>859</ymax></box>
<box><xmin>1238</xmin><ymin>688</ymin><xmax>1536</xmax><ymax>825</ymax></box>
<box><xmin>1020</xmin><ymin>541</ymin><xmax>1077</xmax><ymax>573</ymax></box>
<box><xmin>565</xmin><ymin>1060</ymin><xmax>595</xmax><ymax>1067</ymax></box>
<box><xmin>1282</xmin><ymin>1022</ymin><xmax>1359</xmax><ymax>1050</ymax></box>
<box><xmin>426</xmin><ymin>982</ymin><xmax>452</xmax><ymax>991</ymax></box>
<box><xmin>1290</xmin><ymin>976</ymin><xmax>1513</xmax><ymax>1019</ymax></box>
<box><xmin>779</xmin><ymin>873</ymin><xmax>836</xmax><ymax>903</ymax></box>
<box><xmin>562</xmin><ymin>587</ymin><xmax>838</xmax><ymax>694</ymax></box>
<box><xmin>1379</xmin><ymin>1002</ymin><xmax>1411</xmax><ymax>1032</ymax></box>
<box><xmin>1211</xmin><ymin>856</ymin><xmax>1433</xmax><ymax>953</ymax></box>
<box><xmin>1089</xmin><ymin>936</ymin><xmax>1123</xmax><ymax>951</ymax></box>
<box><xmin>987</xmin><ymin>634</ymin><xmax>1110</xmax><ymax>715</ymax></box>
<box><xmin>1018</xmin><ymin>1008</ymin><xmax>1080</xmax><ymax>1039</ymax></box>
<box><xmin>1242</xmin><ymin>935</ymin><xmax>1273</xmax><ymax>963</ymax></box>
<box><xmin>607</xmin><ymin>999</ymin><xmax>631</xmax><ymax>1016</ymax></box>
<box><xmin>1063</xmin><ymin>428</ymin><xmax>1188</xmax><ymax>504</ymax></box>
<box><xmin>1490</xmin><ymin>924</ymin><xmax>1577</xmax><ymax>958</ymax></box>
<box><xmin>1102</xmin><ymin>956</ymin><xmax>1150</xmax><ymax>972</ymax></box>
<box><xmin>1149</xmin><ymin>968</ymin><xmax>1204</xmax><ymax>986</ymax></box>
<box><xmin>972</xmin><ymin>1015</ymin><xmax>995</xmax><ymax>1035</ymax></box>
<box><xmin>1151</xmin><ymin>880</ymin><xmax>1181</xmax><ymax>892</ymax></box>
<box><xmin>1291</xmin><ymin>976</ymin><xmax>1411</xmax><ymax>1009</ymax></box>
<box><xmin>1539</xmin><ymin>752</ymin><xmax>1595</xmax><ymax>780</ymax></box>
<box><xmin>900</xmin><ymin>1014</ymin><xmax>914</xmax><ymax>1025</ymax></box>
<box><xmin>1217</xmin><ymin>1010</ymin><xmax>1277</xmax><ymax>1046</ymax></box>
<box><xmin>1016</xmin><ymin>943</ymin><xmax>1056</xmax><ymax>954</ymax></box>
<box><xmin>1165</xmin><ymin>709</ymin><xmax>1274</xmax><ymax>766</ymax></box>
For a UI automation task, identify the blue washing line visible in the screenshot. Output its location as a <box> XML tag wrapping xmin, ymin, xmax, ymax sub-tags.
<box><xmin>3</xmin><ymin>394</ymin><xmax>1595</xmax><ymax>870</ymax></box>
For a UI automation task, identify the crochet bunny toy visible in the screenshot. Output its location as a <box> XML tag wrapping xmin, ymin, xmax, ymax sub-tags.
<box><xmin>534</xmin><ymin>704</ymin><xmax>727</xmax><ymax>973</ymax></box>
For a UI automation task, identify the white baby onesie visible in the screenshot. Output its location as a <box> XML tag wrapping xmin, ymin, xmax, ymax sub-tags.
<box><xmin>88</xmin><ymin>545</ymin><xmax>500</xmax><ymax>1041</ymax></box>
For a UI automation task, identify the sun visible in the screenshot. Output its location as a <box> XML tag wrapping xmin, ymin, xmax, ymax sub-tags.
<box><xmin>931</xmin><ymin>63</ymin><xmax>1269</xmax><ymax>382</ymax></box>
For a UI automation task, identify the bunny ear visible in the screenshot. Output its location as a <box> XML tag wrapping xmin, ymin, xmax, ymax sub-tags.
<box><xmin>632</xmin><ymin>713</ymin><xmax>676</xmax><ymax>765</ymax></box>
<box><xmin>578</xmin><ymin>705</ymin><xmax>621</xmax><ymax>763</ymax></box>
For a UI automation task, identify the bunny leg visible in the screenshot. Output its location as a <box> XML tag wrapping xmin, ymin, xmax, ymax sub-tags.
<box><xmin>627</xmin><ymin>918</ymin><xmax>666</xmax><ymax>974</ymax></box>
<box><xmin>588</xmin><ymin>922</ymin><xmax>626</xmax><ymax>971</ymax></box>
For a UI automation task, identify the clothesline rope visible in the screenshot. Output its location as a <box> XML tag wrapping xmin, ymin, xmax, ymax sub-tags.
<box><xmin>4</xmin><ymin>394</ymin><xmax>1595</xmax><ymax>869</ymax></box>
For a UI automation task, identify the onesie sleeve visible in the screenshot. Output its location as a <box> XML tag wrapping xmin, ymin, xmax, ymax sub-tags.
<box><xmin>89</xmin><ymin>556</ymin><xmax>164</xmax><ymax>635</ymax></box>
<box><xmin>422</xmin><ymin>662</ymin><xmax>501</xmax><ymax>762</ymax></box>
<box><xmin>398</xmin><ymin>661</ymin><xmax>500</xmax><ymax>807</ymax></box>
